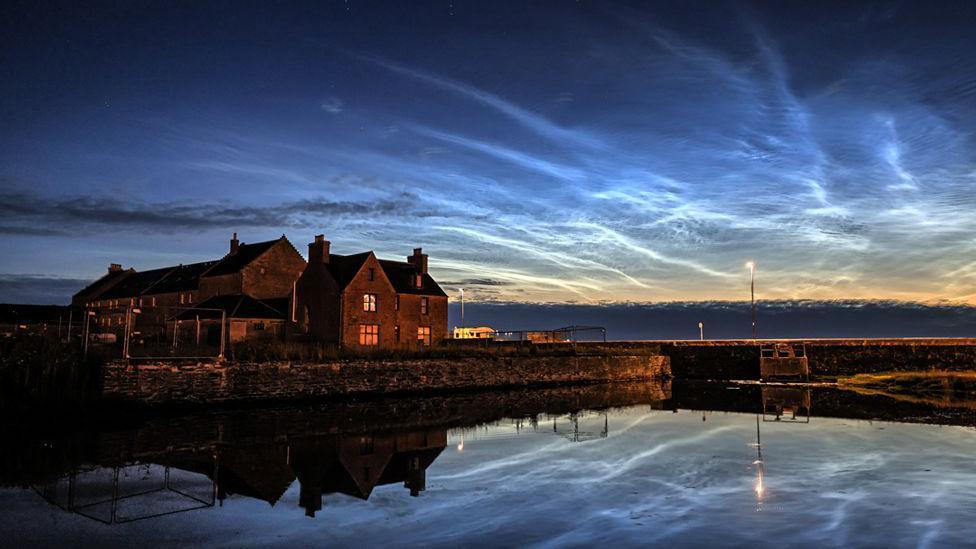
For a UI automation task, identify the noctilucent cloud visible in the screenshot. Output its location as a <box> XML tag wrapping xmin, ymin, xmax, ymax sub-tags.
<box><xmin>2</xmin><ymin>1</ymin><xmax>976</xmax><ymax>304</ymax></box>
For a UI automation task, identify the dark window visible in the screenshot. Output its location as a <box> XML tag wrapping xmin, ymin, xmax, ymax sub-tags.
<box><xmin>421</xmin><ymin>297</ymin><xmax>429</xmax><ymax>315</ymax></box>
<box><xmin>395</xmin><ymin>295</ymin><xmax>400</xmax><ymax>311</ymax></box>
<box><xmin>368</xmin><ymin>267</ymin><xmax>375</xmax><ymax>281</ymax></box>
<box><xmin>395</xmin><ymin>325</ymin><xmax>400</xmax><ymax>342</ymax></box>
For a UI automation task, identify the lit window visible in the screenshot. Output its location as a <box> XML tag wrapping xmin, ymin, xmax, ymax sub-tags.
<box><xmin>188</xmin><ymin>293</ymin><xmax>193</xmax><ymax>303</ymax></box>
<box><xmin>421</xmin><ymin>297</ymin><xmax>429</xmax><ymax>315</ymax></box>
<box><xmin>359</xmin><ymin>324</ymin><xmax>379</xmax><ymax>345</ymax></box>
<box><xmin>363</xmin><ymin>293</ymin><xmax>377</xmax><ymax>312</ymax></box>
<box><xmin>180</xmin><ymin>293</ymin><xmax>185</xmax><ymax>304</ymax></box>
<box><xmin>360</xmin><ymin>436</ymin><xmax>374</xmax><ymax>455</ymax></box>
<box><xmin>415</xmin><ymin>274</ymin><xmax>423</xmax><ymax>288</ymax></box>
<box><xmin>417</xmin><ymin>326</ymin><xmax>431</xmax><ymax>346</ymax></box>
<box><xmin>151</xmin><ymin>297</ymin><xmax>156</xmax><ymax>307</ymax></box>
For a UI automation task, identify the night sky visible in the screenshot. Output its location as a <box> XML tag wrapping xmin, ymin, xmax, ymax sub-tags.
<box><xmin>3</xmin><ymin>2</ymin><xmax>976</xmax><ymax>326</ymax></box>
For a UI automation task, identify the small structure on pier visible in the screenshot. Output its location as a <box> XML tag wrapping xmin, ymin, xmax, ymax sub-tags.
<box><xmin>759</xmin><ymin>343</ymin><xmax>809</xmax><ymax>381</ymax></box>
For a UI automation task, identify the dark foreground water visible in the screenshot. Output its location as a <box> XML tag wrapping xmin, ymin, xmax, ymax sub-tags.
<box><xmin>2</xmin><ymin>382</ymin><xmax>976</xmax><ymax>547</ymax></box>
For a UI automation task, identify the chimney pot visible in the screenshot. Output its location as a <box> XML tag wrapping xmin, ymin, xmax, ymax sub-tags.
<box><xmin>230</xmin><ymin>232</ymin><xmax>240</xmax><ymax>254</ymax></box>
<box><xmin>109</xmin><ymin>263</ymin><xmax>122</xmax><ymax>273</ymax></box>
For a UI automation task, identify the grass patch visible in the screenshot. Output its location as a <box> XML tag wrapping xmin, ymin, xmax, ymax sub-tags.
<box><xmin>838</xmin><ymin>371</ymin><xmax>976</xmax><ymax>406</ymax></box>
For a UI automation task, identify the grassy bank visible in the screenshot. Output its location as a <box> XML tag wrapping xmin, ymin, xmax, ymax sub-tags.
<box><xmin>0</xmin><ymin>333</ymin><xmax>104</xmax><ymax>412</ymax></box>
<box><xmin>838</xmin><ymin>371</ymin><xmax>976</xmax><ymax>407</ymax></box>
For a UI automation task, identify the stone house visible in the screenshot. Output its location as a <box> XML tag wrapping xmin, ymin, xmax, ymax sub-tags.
<box><xmin>294</xmin><ymin>235</ymin><xmax>449</xmax><ymax>349</ymax></box>
<box><xmin>75</xmin><ymin>234</ymin><xmax>305</xmax><ymax>341</ymax></box>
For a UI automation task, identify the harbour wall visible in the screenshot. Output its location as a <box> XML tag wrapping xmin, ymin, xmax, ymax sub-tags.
<box><xmin>656</xmin><ymin>338</ymin><xmax>976</xmax><ymax>379</ymax></box>
<box><xmin>102</xmin><ymin>353</ymin><xmax>670</xmax><ymax>405</ymax></box>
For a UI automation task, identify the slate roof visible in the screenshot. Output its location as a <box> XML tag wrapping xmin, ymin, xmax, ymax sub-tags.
<box><xmin>147</xmin><ymin>261</ymin><xmax>219</xmax><ymax>294</ymax></box>
<box><xmin>378</xmin><ymin>260</ymin><xmax>448</xmax><ymax>297</ymax></box>
<box><xmin>99</xmin><ymin>267</ymin><xmax>175</xmax><ymax>299</ymax></box>
<box><xmin>204</xmin><ymin>238</ymin><xmax>281</xmax><ymax>277</ymax></box>
<box><xmin>175</xmin><ymin>294</ymin><xmax>287</xmax><ymax>320</ymax></box>
<box><xmin>321</xmin><ymin>253</ymin><xmax>446</xmax><ymax>297</ymax></box>
<box><xmin>85</xmin><ymin>238</ymin><xmax>286</xmax><ymax>301</ymax></box>
<box><xmin>324</xmin><ymin>252</ymin><xmax>372</xmax><ymax>288</ymax></box>
<box><xmin>72</xmin><ymin>269</ymin><xmax>132</xmax><ymax>303</ymax></box>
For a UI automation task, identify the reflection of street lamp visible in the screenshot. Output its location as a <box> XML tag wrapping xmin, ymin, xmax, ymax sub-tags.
<box><xmin>698</xmin><ymin>322</ymin><xmax>704</xmax><ymax>341</ymax></box>
<box><xmin>754</xmin><ymin>415</ymin><xmax>765</xmax><ymax>502</ymax></box>
<box><xmin>746</xmin><ymin>261</ymin><xmax>757</xmax><ymax>339</ymax></box>
<box><xmin>457</xmin><ymin>433</ymin><xmax>464</xmax><ymax>452</ymax></box>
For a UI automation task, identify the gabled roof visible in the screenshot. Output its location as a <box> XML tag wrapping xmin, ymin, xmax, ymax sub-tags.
<box><xmin>175</xmin><ymin>294</ymin><xmax>286</xmax><ymax>320</ymax></box>
<box><xmin>203</xmin><ymin>238</ymin><xmax>282</xmax><ymax>277</ymax></box>
<box><xmin>99</xmin><ymin>267</ymin><xmax>174</xmax><ymax>299</ymax></box>
<box><xmin>378</xmin><ymin>260</ymin><xmax>448</xmax><ymax>297</ymax></box>
<box><xmin>325</xmin><ymin>252</ymin><xmax>372</xmax><ymax>288</ymax></box>
<box><xmin>320</xmin><ymin>253</ymin><xmax>447</xmax><ymax>297</ymax></box>
<box><xmin>72</xmin><ymin>268</ymin><xmax>132</xmax><ymax>302</ymax></box>
<box><xmin>148</xmin><ymin>260</ymin><xmax>219</xmax><ymax>294</ymax></box>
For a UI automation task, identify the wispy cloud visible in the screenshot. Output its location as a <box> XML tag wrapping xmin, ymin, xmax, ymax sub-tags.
<box><xmin>352</xmin><ymin>52</ymin><xmax>604</xmax><ymax>149</ymax></box>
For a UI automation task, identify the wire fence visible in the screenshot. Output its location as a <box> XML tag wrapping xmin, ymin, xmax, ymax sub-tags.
<box><xmin>81</xmin><ymin>305</ymin><xmax>226</xmax><ymax>360</ymax></box>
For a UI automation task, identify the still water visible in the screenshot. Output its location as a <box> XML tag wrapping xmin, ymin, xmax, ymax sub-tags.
<box><xmin>2</xmin><ymin>382</ymin><xmax>976</xmax><ymax>547</ymax></box>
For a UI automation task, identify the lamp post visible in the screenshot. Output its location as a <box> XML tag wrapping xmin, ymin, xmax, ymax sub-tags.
<box><xmin>698</xmin><ymin>322</ymin><xmax>704</xmax><ymax>341</ymax></box>
<box><xmin>459</xmin><ymin>288</ymin><xmax>465</xmax><ymax>328</ymax></box>
<box><xmin>123</xmin><ymin>307</ymin><xmax>141</xmax><ymax>359</ymax></box>
<box><xmin>83</xmin><ymin>310</ymin><xmax>96</xmax><ymax>357</ymax></box>
<box><xmin>746</xmin><ymin>261</ymin><xmax>757</xmax><ymax>339</ymax></box>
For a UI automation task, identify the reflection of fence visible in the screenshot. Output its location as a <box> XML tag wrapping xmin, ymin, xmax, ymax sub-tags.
<box><xmin>33</xmin><ymin>462</ymin><xmax>216</xmax><ymax>525</ymax></box>
<box><xmin>83</xmin><ymin>306</ymin><xmax>226</xmax><ymax>360</ymax></box>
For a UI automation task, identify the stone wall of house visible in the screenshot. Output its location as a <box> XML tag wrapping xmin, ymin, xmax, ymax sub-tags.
<box><xmin>340</xmin><ymin>254</ymin><xmax>399</xmax><ymax>348</ymax></box>
<box><xmin>101</xmin><ymin>354</ymin><xmax>671</xmax><ymax>405</ymax></box>
<box><xmin>242</xmin><ymin>240</ymin><xmax>307</xmax><ymax>300</ymax></box>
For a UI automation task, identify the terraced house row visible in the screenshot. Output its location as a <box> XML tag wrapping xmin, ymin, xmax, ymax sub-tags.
<box><xmin>72</xmin><ymin>233</ymin><xmax>449</xmax><ymax>349</ymax></box>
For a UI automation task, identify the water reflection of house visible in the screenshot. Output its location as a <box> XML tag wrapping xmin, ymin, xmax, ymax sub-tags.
<box><xmin>34</xmin><ymin>428</ymin><xmax>448</xmax><ymax>522</ymax></box>
<box><xmin>292</xmin><ymin>429</ymin><xmax>447</xmax><ymax>517</ymax></box>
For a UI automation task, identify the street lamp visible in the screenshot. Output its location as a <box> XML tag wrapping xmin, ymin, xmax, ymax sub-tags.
<box><xmin>459</xmin><ymin>288</ymin><xmax>465</xmax><ymax>328</ymax></box>
<box><xmin>698</xmin><ymin>322</ymin><xmax>704</xmax><ymax>341</ymax></box>
<box><xmin>746</xmin><ymin>261</ymin><xmax>757</xmax><ymax>339</ymax></box>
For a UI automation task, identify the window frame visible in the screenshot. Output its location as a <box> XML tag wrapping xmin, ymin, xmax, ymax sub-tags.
<box><xmin>420</xmin><ymin>297</ymin><xmax>429</xmax><ymax>315</ymax></box>
<box><xmin>363</xmin><ymin>293</ymin><xmax>377</xmax><ymax>312</ymax></box>
<box><xmin>417</xmin><ymin>326</ymin><xmax>431</xmax><ymax>346</ymax></box>
<box><xmin>359</xmin><ymin>324</ymin><xmax>379</xmax><ymax>346</ymax></box>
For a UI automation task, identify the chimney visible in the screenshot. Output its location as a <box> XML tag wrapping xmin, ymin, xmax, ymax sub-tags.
<box><xmin>108</xmin><ymin>263</ymin><xmax>123</xmax><ymax>273</ymax></box>
<box><xmin>407</xmin><ymin>247</ymin><xmax>428</xmax><ymax>274</ymax></box>
<box><xmin>308</xmin><ymin>234</ymin><xmax>331</xmax><ymax>264</ymax></box>
<box><xmin>230</xmin><ymin>232</ymin><xmax>239</xmax><ymax>255</ymax></box>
